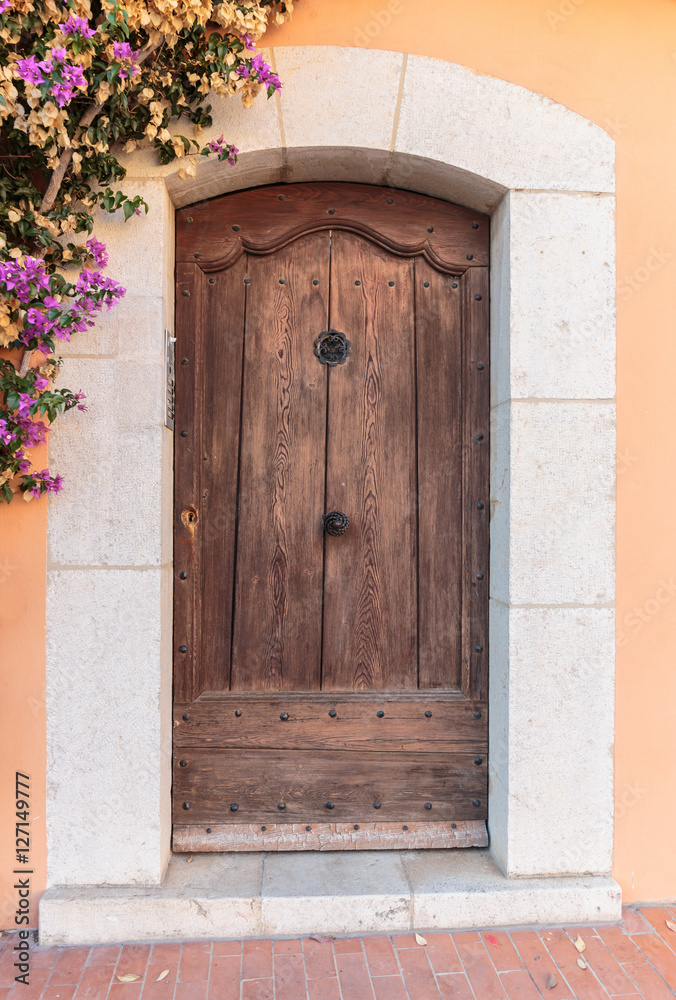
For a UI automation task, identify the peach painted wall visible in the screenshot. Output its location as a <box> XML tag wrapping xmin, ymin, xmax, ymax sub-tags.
<box><xmin>3</xmin><ymin>0</ymin><xmax>676</xmax><ymax>925</ymax></box>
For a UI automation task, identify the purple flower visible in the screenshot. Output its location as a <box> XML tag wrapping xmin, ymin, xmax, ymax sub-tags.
<box><xmin>250</xmin><ymin>53</ymin><xmax>281</xmax><ymax>92</ymax></box>
<box><xmin>16</xmin><ymin>393</ymin><xmax>34</xmax><ymax>419</ymax></box>
<box><xmin>86</xmin><ymin>236</ymin><xmax>108</xmax><ymax>267</ymax></box>
<box><xmin>240</xmin><ymin>33</ymin><xmax>255</xmax><ymax>50</ymax></box>
<box><xmin>61</xmin><ymin>14</ymin><xmax>96</xmax><ymax>38</ymax></box>
<box><xmin>0</xmin><ymin>418</ymin><xmax>16</xmax><ymax>445</ymax></box>
<box><xmin>33</xmin><ymin>373</ymin><xmax>49</xmax><ymax>392</ymax></box>
<box><xmin>16</xmin><ymin>55</ymin><xmax>46</xmax><ymax>86</ymax></box>
<box><xmin>0</xmin><ymin>0</ymin><xmax>13</xmax><ymax>14</ymax></box>
<box><xmin>113</xmin><ymin>41</ymin><xmax>134</xmax><ymax>60</ymax></box>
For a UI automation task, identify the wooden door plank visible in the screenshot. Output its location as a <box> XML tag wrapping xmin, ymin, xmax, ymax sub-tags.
<box><xmin>199</xmin><ymin>258</ymin><xmax>247</xmax><ymax>693</ymax></box>
<box><xmin>415</xmin><ymin>260</ymin><xmax>463</xmax><ymax>689</ymax></box>
<box><xmin>322</xmin><ymin>232</ymin><xmax>417</xmax><ymax>690</ymax></box>
<box><xmin>461</xmin><ymin>268</ymin><xmax>490</xmax><ymax>701</ymax></box>
<box><xmin>173</xmin><ymin>695</ymin><xmax>488</xmax><ymax>752</ymax></box>
<box><xmin>174</xmin><ymin>262</ymin><xmax>204</xmax><ymax>704</ymax></box>
<box><xmin>230</xmin><ymin>234</ymin><xmax>330</xmax><ymax>690</ymax></box>
<box><xmin>173</xmin><ymin>819</ymin><xmax>489</xmax><ymax>852</ymax></box>
<box><xmin>173</xmin><ymin>749</ymin><xmax>488</xmax><ymax>824</ymax></box>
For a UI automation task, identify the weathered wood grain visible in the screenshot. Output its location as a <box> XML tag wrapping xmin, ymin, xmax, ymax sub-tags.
<box><xmin>176</xmin><ymin>182</ymin><xmax>489</xmax><ymax>274</ymax></box>
<box><xmin>173</xmin><ymin>820</ymin><xmax>489</xmax><ymax>852</ymax></box>
<box><xmin>173</xmin><ymin>695</ymin><xmax>488</xmax><ymax>751</ymax></box>
<box><xmin>173</xmin><ymin>749</ymin><xmax>488</xmax><ymax>824</ymax></box>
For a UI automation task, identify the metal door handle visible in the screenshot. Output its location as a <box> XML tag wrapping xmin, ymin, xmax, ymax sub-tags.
<box><xmin>323</xmin><ymin>510</ymin><xmax>349</xmax><ymax>536</ymax></box>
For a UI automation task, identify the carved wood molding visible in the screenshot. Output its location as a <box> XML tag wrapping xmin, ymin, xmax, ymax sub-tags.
<box><xmin>176</xmin><ymin>182</ymin><xmax>489</xmax><ymax>275</ymax></box>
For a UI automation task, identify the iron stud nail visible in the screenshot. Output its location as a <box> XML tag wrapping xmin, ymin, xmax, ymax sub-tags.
<box><xmin>475</xmin><ymin>645</ymin><xmax>484</xmax><ymax>653</ymax></box>
<box><xmin>181</xmin><ymin>430</ymin><xmax>188</xmax><ymax>437</ymax></box>
<box><xmin>182</xmin><ymin>801</ymin><xmax>191</xmax><ymax>809</ymax></box>
<box><xmin>475</xmin><ymin>757</ymin><xmax>483</xmax><ymax>766</ymax></box>
<box><xmin>451</xmin><ymin>822</ymin><xmax>457</xmax><ymax>828</ymax></box>
<box><xmin>209</xmin><ymin>277</ymin><xmax>215</xmax><ymax>284</ymax></box>
<box><xmin>475</xmin><ymin>433</ymin><xmax>484</xmax><ymax>441</ymax></box>
<box><xmin>186</xmin><ymin>217</ymin><xmax>193</xmax><ymax>223</ymax></box>
<box><xmin>373</xmin><ymin>801</ymin><xmax>381</xmax><ymax>809</ymax></box>
<box><xmin>280</xmin><ymin>712</ymin><xmax>289</xmax><ymax>721</ymax></box>
<box><xmin>386</xmin><ymin>197</ymin><xmax>394</xmax><ymax>204</ymax></box>
<box><xmin>472</xmin><ymin>222</ymin><xmax>479</xmax><ymax>229</ymax></box>
<box><xmin>472</xmin><ymin>799</ymin><xmax>481</xmax><ymax>807</ymax></box>
<box><xmin>355</xmin><ymin>280</ymin><xmax>361</xmax><ymax>285</ymax></box>
<box><xmin>182</xmin><ymin>290</ymin><xmax>190</xmax><ymax>297</ymax></box>
<box><xmin>306</xmin><ymin>826</ymin><xmax>311</xmax><ymax>831</ymax></box>
<box><xmin>354</xmin><ymin>824</ymin><xmax>359</xmax><ymax>829</ymax></box>
<box><xmin>278</xmin><ymin>194</ymin><xmax>286</xmax><ymax>200</ymax></box>
<box><xmin>388</xmin><ymin>280</ymin><xmax>395</xmax><ymax>287</ymax></box>
<box><xmin>193</xmin><ymin>252</ymin><xmax>201</xmax><ymax>258</ymax></box>
<box><xmin>244</xmin><ymin>277</ymin><xmax>251</xmax><ymax>284</ymax></box>
<box><xmin>181</xmin><ymin>358</ymin><xmax>189</xmax><ymax>365</ymax></box>
<box><xmin>206</xmin><ymin>827</ymin><xmax>211</xmax><ymax>833</ymax></box>
<box><xmin>476</xmin><ymin>572</ymin><xmax>484</xmax><ymax>580</ymax></box>
<box><xmin>477</xmin><ymin>363</ymin><xmax>485</xmax><ymax>370</ymax></box>
<box><xmin>474</xmin><ymin>711</ymin><xmax>482</xmax><ymax>719</ymax></box>
<box><xmin>278</xmin><ymin>803</ymin><xmax>286</xmax><ymax>810</ymax></box>
<box><xmin>182</xmin><ymin>713</ymin><xmax>190</xmax><ymax>721</ymax></box>
<box><xmin>232</xmin><ymin>225</ymin><xmax>240</xmax><ymax>232</ymax></box>
<box><xmin>376</xmin><ymin>710</ymin><xmax>385</xmax><ymax>718</ymax></box>
<box><xmin>466</xmin><ymin>253</ymin><xmax>474</xmax><ymax>260</ymax></box>
<box><xmin>423</xmin><ymin>281</ymin><xmax>430</xmax><ymax>287</ymax></box>
<box><xmin>328</xmin><ymin>208</ymin><xmax>336</xmax><ymax>214</ymax></box>
<box><xmin>179</xmin><ymin>759</ymin><xmax>188</xmax><ymax>767</ymax></box>
<box><xmin>179</xmin><ymin>644</ymin><xmax>187</xmax><ymax>653</ymax></box>
<box><xmin>235</xmin><ymin>709</ymin><xmax>242</xmax><ymax>717</ymax></box>
<box><xmin>427</xmin><ymin>226</ymin><xmax>434</xmax><ymax>233</ymax></box>
<box><xmin>475</xmin><ymin>293</ymin><xmax>483</xmax><ymax>301</ymax></box>
<box><xmin>403</xmin><ymin>825</ymin><xmax>408</xmax><ymax>830</ymax></box>
<box><xmin>313</xmin><ymin>279</ymin><xmax>319</xmax><ymax>285</ymax></box>
<box><xmin>424</xmin><ymin>802</ymin><xmax>432</xmax><ymax>810</ymax></box>
<box><xmin>261</xmin><ymin>825</ymin><xmax>266</xmax><ymax>830</ymax></box>
<box><xmin>477</xmin><ymin>502</ymin><xmax>484</xmax><ymax>510</ymax></box>
<box><xmin>180</xmin><ymin>571</ymin><xmax>187</xmax><ymax>579</ymax></box>
<box><xmin>452</xmin><ymin>282</ymin><xmax>459</xmax><ymax>288</ymax></box>
<box><xmin>329</xmin><ymin>709</ymin><xmax>337</xmax><ymax>717</ymax></box>
<box><xmin>424</xmin><ymin>710</ymin><xmax>432</xmax><ymax>718</ymax></box>
<box><xmin>325</xmin><ymin>802</ymin><xmax>334</xmax><ymax>809</ymax></box>
<box><xmin>279</xmin><ymin>278</ymin><xmax>286</xmax><ymax>284</ymax></box>
<box><xmin>230</xmin><ymin>803</ymin><xmax>238</xmax><ymax>812</ymax></box>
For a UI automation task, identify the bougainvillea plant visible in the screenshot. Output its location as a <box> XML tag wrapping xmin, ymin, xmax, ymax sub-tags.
<box><xmin>0</xmin><ymin>0</ymin><xmax>292</xmax><ymax>502</ymax></box>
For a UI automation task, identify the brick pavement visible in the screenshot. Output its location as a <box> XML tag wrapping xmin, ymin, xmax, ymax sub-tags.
<box><xmin>1</xmin><ymin>907</ymin><xmax>675</xmax><ymax>999</ymax></box>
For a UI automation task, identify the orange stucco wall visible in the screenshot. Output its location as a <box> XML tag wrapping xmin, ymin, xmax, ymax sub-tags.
<box><xmin>3</xmin><ymin>0</ymin><xmax>676</xmax><ymax>927</ymax></box>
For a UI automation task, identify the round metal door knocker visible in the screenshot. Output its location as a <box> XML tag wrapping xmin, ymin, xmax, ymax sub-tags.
<box><xmin>322</xmin><ymin>509</ymin><xmax>349</xmax><ymax>536</ymax></box>
<box><xmin>314</xmin><ymin>329</ymin><xmax>350</xmax><ymax>366</ymax></box>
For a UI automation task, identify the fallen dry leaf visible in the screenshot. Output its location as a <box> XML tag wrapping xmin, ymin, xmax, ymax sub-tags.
<box><xmin>117</xmin><ymin>974</ymin><xmax>141</xmax><ymax>983</ymax></box>
<box><xmin>186</xmin><ymin>856</ymin><xmax>193</xmax><ymax>863</ymax></box>
<box><xmin>309</xmin><ymin>936</ymin><xmax>332</xmax><ymax>944</ymax></box>
<box><xmin>485</xmin><ymin>934</ymin><xmax>498</xmax><ymax>948</ymax></box>
<box><xmin>156</xmin><ymin>970</ymin><xmax>170</xmax><ymax>982</ymax></box>
<box><xmin>546</xmin><ymin>972</ymin><xmax>557</xmax><ymax>990</ymax></box>
<box><xmin>666</xmin><ymin>920</ymin><xmax>676</xmax><ymax>933</ymax></box>
<box><xmin>574</xmin><ymin>935</ymin><xmax>587</xmax><ymax>953</ymax></box>
<box><xmin>415</xmin><ymin>933</ymin><xmax>427</xmax><ymax>946</ymax></box>
<box><xmin>577</xmin><ymin>957</ymin><xmax>587</xmax><ymax>969</ymax></box>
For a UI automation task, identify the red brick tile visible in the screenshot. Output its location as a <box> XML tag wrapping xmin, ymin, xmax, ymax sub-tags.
<box><xmin>437</xmin><ymin>974</ymin><xmax>475</xmax><ymax>1000</ymax></box>
<box><xmin>149</xmin><ymin>945</ymin><xmax>181</xmax><ymax>967</ymax></box>
<box><xmin>624</xmin><ymin>961</ymin><xmax>676</xmax><ymax>1000</ymax></box>
<box><xmin>396</xmin><ymin>947</ymin><xmax>441</xmax><ymax>1000</ymax></box>
<box><xmin>0</xmin><ymin>988</ymin><xmax>10</xmax><ymax>1000</ymax></box>
<box><xmin>30</xmin><ymin>948</ymin><xmax>61</xmax><ymax>971</ymax></box>
<box><xmin>363</xmin><ymin>937</ymin><xmax>399</xmax><ymax>977</ymax></box>
<box><xmin>630</xmin><ymin>932</ymin><xmax>676</xmax><ymax>989</ymax></box>
<box><xmin>332</xmin><ymin>938</ymin><xmax>363</xmax><ymax>955</ymax></box>
<box><xmin>371</xmin><ymin>976</ymin><xmax>409</xmax><ymax>1000</ymax></box>
<box><xmin>117</xmin><ymin>947</ymin><xmax>151</xmax><ymax>981</ymax></box>
<box><xmin>580</xmin><ymin>936</ymin><xmax>637</xmax><ymax>996</ymax></box>
<box><xmin>105</xmin><ymin>984</ymin><xmax>143</xmax><ymax>1000</ymax></box>
<box><xmin>499</xmin><ymin>970</ymin><xmax>542</xmax><ymax>1000</ymax></box>
<box><xmin>304</xmin><ymin>939</ymin><xmax>336</xmax><ymax>980</ymax></box>
<box><xmin>622</xmin><ymin>910</ymin><xmax>653</xmax><ymax>934</ymax></box>
<box><xmin>241</xmin><ymin>941</ymin><xmax>272</xmax><ymax>982</ymax></box>
<box><xmin>241</xmin><ymin>980</ymin><xmax>273</xmax><ymax>1000</ymax></box>
<box><xmin>561</xmin><ymin>966</ymin><xmax>612</xmax><ymax>999</ymax></box>
<box><xmin>481</xmin><ymin>932</ymin><xmax>523</xmax><ymax>973</ymax></box>
<box><xmin>596</xmin><ymin>925</ymin><xmax>646</xmax><ymax>966</ymax></box>
<box><xmin>273</xmin><ymin>940</ymin><xmax>303</xmax><ymax>955</ymax></box>
<box><xmin>452</xmin><ymin>933</ymin><xmax>481</xmax><ymax>945</ymax></box>
<box><xmin>141</xmin><ymin>964</ymin><xmax>176</xmax><ymax>1000</ymax></box>
<box><xmin>508</xmin><ymin>931</ymin><xmax>571</xmax><ymax>999</ymax></box>
<box><xmin>307</xmin><ymin>979</ymin><xmax>341</xmax><ymax>1000</ymax></box>
<box><xmin>538</xmin><ymin>928</ymin><xmax>579</xmax><ymax>968</ymax></box>
<box><xmin>637</xmin><ymin>906</ymin><xmax>676</xmax><ymax>955</ymax></box>
<box><xmin>454</xmin><ymin>938</ymin><xmax>507</xmax><ymax>1000</ymax></box>
<box><xmin>392</xmin><ymin>934</ymin><xmax>418</xmax><ymax>950</ymax></box>
<box><xmin>274</xmin><ymin>954</ymin><xmax>306</xmax><ymax>1000</ymax></box>
<box><xmin>74</xmin><ymin>964</ymin><xmax>116</xmax><ymax>1000</ymax></box>
<box><xmin>212</xmin><ymin>943</ymin><xmax>241</xmax><ymax>958</ymax></box>
<box><xmin>178</xmin><ymin>943</ymin><xmax>211</xmax><ymax>983</ymax></box>
<box><xmin>335</xmin><ymin>951</ymin><xmax>375</xmax><ymax>1000</ymax></box>
<box><xmin>42</xmin><ymin>987</ymin><xmax>77</xmax><ymax>1000</ymax></box>
<box><xmin>207</xmin><ymin>956</ymin><xmax>240</xmax><ymax>1000</ymax></box>
<box><xmin>175</xmin><ymin>981</ymin><xmax>207</xmax><ymax>1000</ymax></box>
<box><xmin>87</xmin><ymin>948</ymin><xmax>121</xmax><ymax>968</ymax></box>
<box><xmin>50</xmin><ymin>948</ymin><xmax>92</xmax><ymax>986</ymax></box>
<box><xmin>7</xmin><ymin>970</ymin><xmax>50</xmax><ymax>1000</ymax></box>
<box><xmin>425</xmin><ymin>934</ymin><xmax>462</xmax><ymax>976</ymax></box>
<box><xmin>0</xmin><ymin>947</ymin><xmax>23</xmax><ymax>989</ymax></box>
<box><xmin>564</xmin><ymin>926</ymin><xmax>598</xmax><ymax>938</ymax></box>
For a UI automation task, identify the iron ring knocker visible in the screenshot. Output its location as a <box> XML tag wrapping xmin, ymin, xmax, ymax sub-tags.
<box><xmin>314</xmin><ymin>329</ymin><xmax>351</xmax><ymax>366</ymax></box>
<box><xmin>323</xmin><ymin>510</ymin><xmax>349</xmax><ymax>536</ymax></box>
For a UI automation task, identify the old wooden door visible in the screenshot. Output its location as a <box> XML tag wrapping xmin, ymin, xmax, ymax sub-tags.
<box><xmin>173</xmin><ymin>183</ymin><xmax>489</xmax><ymax>852</ymax></box>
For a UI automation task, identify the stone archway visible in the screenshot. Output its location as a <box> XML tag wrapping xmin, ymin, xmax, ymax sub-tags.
<box><xmin>41</xmin><ymin>47</ymin><xmax>618</xmax><ymax>944</ymax></box>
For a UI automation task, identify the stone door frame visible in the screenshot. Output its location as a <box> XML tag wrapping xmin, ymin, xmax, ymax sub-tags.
<box><xmin>44</xmin><ymin>48</ymin><xmax>616</xmax><ymax>901</ymax></box>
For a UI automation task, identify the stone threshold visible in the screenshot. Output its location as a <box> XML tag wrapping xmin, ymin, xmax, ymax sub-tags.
<box><xmin>39</xmin><ymin>849</ymin><xmax>622</xmax><ymax>946</ymax></box>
